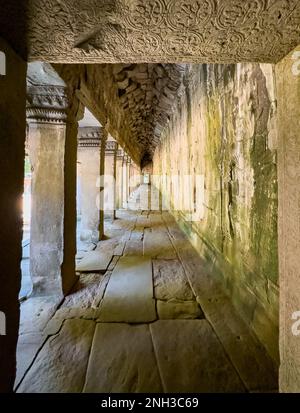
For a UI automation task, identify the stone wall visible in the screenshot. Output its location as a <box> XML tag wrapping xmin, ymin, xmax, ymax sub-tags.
<box><xmin>153</xmin><ymin>63</ymin><xmax>279</xmax><ymax>363</ymax></box>
<box><xmin>276</xmin><ymin>46</ymin><xmax>300</xmax><ymax>392</ymax></box>
<box><xmin>0</xmin><ymin>38</ymin><xmax>26</xmax><ymax>392</ymax></box>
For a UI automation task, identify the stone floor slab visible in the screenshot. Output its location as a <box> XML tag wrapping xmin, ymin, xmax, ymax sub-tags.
<box><xmin>153</xmin><ymin>259</ymin><xmax>194</xmax><ymax>301</ymax></box>
<box><xmin>83</xmin><ymin>323</ymin><xmax>163</xmax><ymax>393</ymax></box>
<box><xmin>18</xmin><ymin>319</ymin><xmax>96</xmax><ymax>393</ymax></box>
<box><xmin>123</xmin><ymin>239</ymin><xmax>144</xmax><ymax>256</ymax></box>
<box><xmin>157</xmin><ymin>299</ymin><xmax>203</xmax><ymax>320</ymax></box>
<box><xmin>76</xmin><ymin>251</ymin><xmax>112</xmax><ymax>272</ymax></box>
<box><xmin>61</xmin><ymin>273</ymin><xmax>107</xmax><ymax>309</ymax></box>
<box><xmin>150</xmin><ymin>320</ymin><xmax>246</xmax><ymax>393</ymax></box>
<box><xmin>144</xmin><ymin>228</ymin><xmax>177</xmax><ymax>259</ymax></box>
<box><xmin>97</xmin><ymin>256</ymin><xmax>156</xmax><ymax>323</ymax></box>
<box><xmin>15</xmin><ymin>333</ymin><xmax>45</xmax><ymax>389</ymax></box>
<box><xmin>44</xmin><ymin>307</ymin><xmax>97</xmax><ymax>336</ymax></box>
<box><xmin>197</xmin><ymin>295</ymin><xmax>278</xmax><ymax>392</ymax></box>
<box><xmin>19</xmin><ymin>296</ymin><xmax>61</xmax><ymax>335</ymax></box>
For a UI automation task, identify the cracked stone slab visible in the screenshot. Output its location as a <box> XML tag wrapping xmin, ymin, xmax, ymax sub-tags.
<box><xmin>197</xmin><ymin>295</ymin><xmax>278</xmax><ymax>392</ymax></box>
<box><xmin>18</xmin><ymin>319</ymin><xmax>96</xmax><ymax>393</ymax></box>
<box><xmin>15</xmin><ymin>333</ymin><xmax>46</xmax><ymax>390</ymax></box>
<box><xmin>157</xmin><ymin>299</ymin><xmax>204</xmax><ymax>320</ymax></box>
<box><xmin>153</xmin><ymin>259</ymin><xmax>194</xmax><ymax>301</ymax></box>
<box><xmin>83</xmin><ymin>323</ymin><xmax>163</xmax><ymax>393</ymax></box>
<box><xmin>130</xmin><ymin>227</ymin><xmax>144</xmax><ymax>240</ymax></box>
<box><xmin>144</xmin><ymin>228</ymin><xmax>177</xmax><ymax>259</ymax></box>
<box><xmin>95</xmin><ymin>235</ymin><xmax>124</xmax><ymax>256</ymax></box>
<box><xmin>44</xmin><ymin>308</ymin><xmax>97</xmax><ymax>336</ymax></box>
<box><xmin>162</xmin><ymin>213</ymin><xmax>224</xmax><ymax>300</ymax></box>
<box><xmin>150</xmin><ymin>320</ymin><xmax>246</xmax><ymax>393</ymax></box>
<box><xmin>108</xmin><ymin>256</ymin><xmax>120</xmax><ymax>271</ymax></box>
<box><xmin>123</xmin><ymin>239</ymin><xmax>144</xmax><ymax>256</ymax></box>
<box><xmin>91</xmin><ymin>272</ymin><xmax>111</xmax><ymax>308</ymax></box>
<box><xmin>97</xmin><ymin>256</ymin><xmax>156</xmax><ymax>323</ymax></box>
<box><xmin>19</xmin><ymin>296</ymin><xmax>61</xmax><ymax>335</ymax></box>
<box><xmin>76</xmin><ymin>251</ymin><xmax>112</xmax><ymax>272</ymax></box>
<box><xmin>61</xmin><ymin>273</ymin><xmax>107</xmax><ymax>309</ymax></box>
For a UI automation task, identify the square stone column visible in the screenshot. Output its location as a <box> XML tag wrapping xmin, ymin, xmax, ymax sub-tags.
<box><xmin>122</xmin><ymin>155</ymin><xmax>129</xmax><ymax>208</ymax></box>
<box><xmin>104</xmin><ymin>140</ymin><xmax>118</xmax><ymax>221</ymax></box>
<box><xmin>97</xmin><ymin>128</ymin><xmax>107</xmax><ymax>240</ymax></box>
<box><xmin>78</xmin><ymin>128</ymin><xmax>103</xmax><ymax>243</ymax></box>
<box><xmin>27</xmin><ymin>84</ymin><xmax>80</xmax><ymax>297</ymax></box>
<box><xmin>0</xmin><ymin>38</ymin><xmax>26</xmax><ymax>393</ymax></box>
<box><xmin>116</xmin><ymin>149</ymin><xmax>124</xmax><ymax>209</ymax></box>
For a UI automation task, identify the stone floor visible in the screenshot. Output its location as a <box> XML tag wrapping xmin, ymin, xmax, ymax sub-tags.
<box><xmin>15</xmin><ymin>188</ymin><xmax>278</xmax><ymax>393</ymax></box>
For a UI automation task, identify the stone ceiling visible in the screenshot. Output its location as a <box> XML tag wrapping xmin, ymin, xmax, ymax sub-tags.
<box><xmin>109</xmin><ymin>63</ymin><xmax>186</xmax><ymax>164</ymax></box>
<box><xmin>54</xmin><ymin>62</ymin><xmax>187</xmax><ymax>165</ymax></box>
<box><xmin>24</xmin><ymin>0</ymin><xmax>300</xmax><ymax>64</ymax></box>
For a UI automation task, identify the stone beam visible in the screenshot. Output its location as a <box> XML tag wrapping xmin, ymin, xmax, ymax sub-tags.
<box><xmin>26</xmin><ymin>0</ymin><xmax>300</xmax><ymax>64</ymax></box>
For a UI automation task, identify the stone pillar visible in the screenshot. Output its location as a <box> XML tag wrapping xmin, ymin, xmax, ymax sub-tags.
<box><xmin>104</xmin><ymin>139</ymin><xmax>118</xmax><ymax>221</ymax></box>
<box><xmin>0</xmin><ymin>38</ymin><xmax>26</xmax><ymax>393</ymax></box>
<box><xmin>129</xmin><ymin>159</ymin><xmax>136</xmax><ymax>195</ymax></box>
<box><xmin>122</xmin><ymin>154</ymin><xmax>129</xmax><ymax>208</ymax></box>
<box><xmin>127</xmin><ymin>156</ymin><xmax>132</xmax><ymax>197</ymax></box>
<box><xmin>27</xmin><ymin>84</ymin><xmax>79</xmax><ymax>297</ymax></box>
<box><xmin>78</xmin><ymin>128</ymin><xmax>102</xmax><ymax>243</ymax></box>
<box><xmin>98</xmin><ymin>127</ymin><xmax>107</xmax><ymax>240</ymax></box>
<box><xmin>116</xmin><ymin>149</ymin><xmax>124</xmax><ymax>209</ymax></box>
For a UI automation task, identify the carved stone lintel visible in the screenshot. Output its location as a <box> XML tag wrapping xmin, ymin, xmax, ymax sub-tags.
<box><xmin>26</xmin><ymin>0</ymin><xmax>300</xmax><ymax>64</ymax></box>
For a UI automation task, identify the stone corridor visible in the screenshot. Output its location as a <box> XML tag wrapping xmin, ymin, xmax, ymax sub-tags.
<box><xmin>3</xmin><ymin>0</ymin><xmax>300</xmax><ymax>395</ymax></box>
<box><xmin>15</xmin><ymin>187</ymin><xmax>277</xmax><ymax>393</ymax></box>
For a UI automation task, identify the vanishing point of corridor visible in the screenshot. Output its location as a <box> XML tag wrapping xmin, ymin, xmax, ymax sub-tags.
<box><xmin>16</xmin><ymin>186</ymin><xmax>277</xmax><ymax>393</ymax></box>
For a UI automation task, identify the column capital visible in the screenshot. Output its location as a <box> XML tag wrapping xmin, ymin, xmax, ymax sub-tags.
<box><xmin>105</xmin><ymin>140</ymin><xmax>118</xmax><ymax>154</ymax></box>
<box><xmin>26</xmin><ymin>84</ymin><xmax>70</xmax><ymax>124</ymax></box>
<box><xmin>116</xmin><ymin>149</ymin><xmax>124</xmax><ymax>159</ymax></box>
<box><xmin>78</xmin><ymin>127</ymin><xmax>102</xmax><ymax>148</ymax></box>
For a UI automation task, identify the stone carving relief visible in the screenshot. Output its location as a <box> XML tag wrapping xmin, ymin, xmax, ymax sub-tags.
<box><xmin>105</xmin><ymin>141</ymin><xmax>118</xmax><ymax>152</ymax></box>
<box><xmin>26</xmin><ymin>85</ymin><xmax>69</xmax><ymax>124</ymax></box>
<box><xmin>27</xmin><ymin>0</ymin><xmax>300</xmax><ymax>63</ymax></box>
<box><xmin>78</xmin><ymin>128</ymin><xmax>102</xmax><ymax>147</ymax></box>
